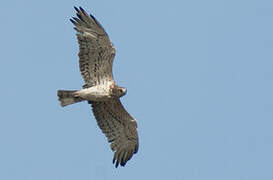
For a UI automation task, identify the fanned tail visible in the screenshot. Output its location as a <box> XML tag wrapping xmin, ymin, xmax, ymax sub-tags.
<box><xmin>57</xmin><ymin>90</ymin><xmax>84</xmax><ymax>107</ymax></box>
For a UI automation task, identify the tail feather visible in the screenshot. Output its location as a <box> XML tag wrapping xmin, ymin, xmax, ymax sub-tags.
<box><xmin>57</xmin><ymin>90</ymin><xmax>84</xmax><ymax>107</ymax></box>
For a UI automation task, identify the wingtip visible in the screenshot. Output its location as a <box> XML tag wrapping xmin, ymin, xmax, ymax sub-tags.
<box><xmin>70</xmin><ymin>18</ymin><xmax>75</xmax><ymax>24</ymax></box>
<box><xmin>74</xmin><ymin>6</ymin><xmax>79</xmax><ymax>12</ymax></box>
<box><xmin>113</xmin><ymin>157</ymin><xmax>128</xmax><ymax>168</ymax></box>
<box><xmin>115</xmin><ymin>161</ymin><xmax>119</xmax><ymax>168</ymax></box>
<box><xmin>120</xmin><ymin>161</ymin><xmax>126</xmax><ymax>167</ymax></box>
<box><xmin>113</xmin><ymin>157</ymin><xmax>120</xmax><ymax>168</ymax></box>
<box><xmin>79</xmin><ymin>6</ymin><xmax>85</xmax><ymax>12</ymax></box>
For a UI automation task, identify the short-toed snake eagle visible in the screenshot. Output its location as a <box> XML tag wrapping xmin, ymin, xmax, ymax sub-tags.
<box><xmin>57</xmin><ymin>7</ymin><xmax>138</xmax><ymax>168</ymax></box>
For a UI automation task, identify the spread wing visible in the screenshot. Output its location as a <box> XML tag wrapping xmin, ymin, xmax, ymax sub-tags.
<box><xmin>90</xmin><ymin>99</ymin><xmax>139</xmax><ymax>167</ymax></box>
<box><xmin>70</xmin><ymin>7</ymin><xmax>116</xmax><ymax>87</ymax></box>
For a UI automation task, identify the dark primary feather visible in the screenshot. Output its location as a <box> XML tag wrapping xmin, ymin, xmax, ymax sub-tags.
<box><xmin>74</xmin><ymin>6</ymin><xmax>80</xmax><ymax>13</ymax></box>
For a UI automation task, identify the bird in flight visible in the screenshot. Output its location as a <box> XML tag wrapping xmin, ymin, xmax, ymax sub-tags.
<box><xmin>57</xmin><ymin>7</ymin><xmax>139</xmax><ymax>168</ymax></box>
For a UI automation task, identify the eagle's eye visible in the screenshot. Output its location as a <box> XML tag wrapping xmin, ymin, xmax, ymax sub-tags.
<box><xmin>119</xmin><ymin>89</ymin><xmax>123</xmax><ymax>93</ymax></box>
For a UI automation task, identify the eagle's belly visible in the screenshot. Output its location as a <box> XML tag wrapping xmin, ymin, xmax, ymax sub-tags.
<box><xmin>75</xmin><ymin>85</ymin><xmax>111</xmax><ymax>101</ymax></box>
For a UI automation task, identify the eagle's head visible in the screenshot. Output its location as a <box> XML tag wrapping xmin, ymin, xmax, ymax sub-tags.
<box><xmin>110</xmin><ymin>84</ymin><xmax>127</xmax><ymax>98</ymax></box>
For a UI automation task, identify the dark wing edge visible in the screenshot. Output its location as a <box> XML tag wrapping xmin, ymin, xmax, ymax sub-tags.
<box><xmin>70</xmin><ymin>6</ymin><xmax>107</xmax><ymax>36</ymax></box>
<box><xmin>70</xmin><ymin>7</ymin><xmax>116</xmax><ymax>86</ymax></box>
<box><xmin>90</xmin><ymin>99</ymin><xmax>139</xmax><ymax>168</ymax></box>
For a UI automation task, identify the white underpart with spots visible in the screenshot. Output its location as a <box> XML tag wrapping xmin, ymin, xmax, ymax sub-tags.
<box><xmin>75</xmin><ymin>84</ymin><xmax>112</xmax><ymax>101</ymax></box>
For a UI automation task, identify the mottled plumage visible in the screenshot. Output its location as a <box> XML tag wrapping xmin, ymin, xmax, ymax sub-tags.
<box><xmin>57</xmin><ymin>7</ymin><xmax>138</xmax><ymax>167</ymax></box>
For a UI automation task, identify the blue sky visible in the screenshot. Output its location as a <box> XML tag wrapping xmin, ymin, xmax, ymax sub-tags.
<box><xmin>1</xmin><ymin>0</ymin><xmax>273</xmax><ymax>179</ymax></box>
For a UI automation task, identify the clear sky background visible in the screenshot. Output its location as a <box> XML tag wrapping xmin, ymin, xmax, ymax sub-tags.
<box><xmin>1</xmin><ymin>0</ymin><xmax>273</xmax><ymax>179</ymax></box>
